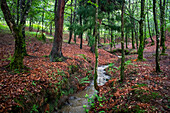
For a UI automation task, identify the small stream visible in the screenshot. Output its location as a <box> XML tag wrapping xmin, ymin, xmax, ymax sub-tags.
<box><xmin>55</xmin><ymin>65</ymin><xmax>110</xmax><ymax>113</ymax></box>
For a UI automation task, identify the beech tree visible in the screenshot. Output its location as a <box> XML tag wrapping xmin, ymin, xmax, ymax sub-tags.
<box><xmin>138</xmin><ymin>0</ymin><xmax>145</xmax><ymax>60</ymax></box>
<box><xmin>50</xmin><ymin>0</ymin><xmax>66</xmax><ymax>62</ymax></box>
<box><xmin>153</xmin><ymin>0</ymin><xmax>161</xmax><ymax>72</ymax></box>
<box><xmin>0</xmin><ymin>0</ymin><xmax>31</xmax><ymax>70</ymax></box>
<box><xmin>94</xmin><ymin>0</ymin><xmax>99</xmax><ymax>91</ymax></box>
<box><xmin>159</xmin><ymin>0</ymin><xmax>166</xmax><ymax>54</ymax></box>
<box><xmin>120</xmin><ymin>0</ymin><xmax>125</xmax><ymax>82</ymax></box>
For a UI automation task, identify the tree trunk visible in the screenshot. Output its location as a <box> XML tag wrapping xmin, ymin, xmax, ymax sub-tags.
<box><xmin>80</xmin><ymin>14</ymin><xmax>83</xmax><ymax>49</ymax></box>
<box><xmin>10</xmin><ymin>27</ymin><xmax>25</xmax><ymax>70</ymax></box>
<box><xmin>110</xmin><ymin>29</ymin><xmax>113</xmax><ymax>51</ymax></box>
<box><xmin>126</xmin><ymin>31</ymin><xmax>128</xmax><ymax>49</ymax></box>
<box><xmin>144</xmin><ymin>19</ymin><xmax>147</xmax><ymax>47</ymax></box>
<box><xmin>73</xmin><ymin>0</ymin><xmax>77</xmax><ymax>44</ymax></box>
<box><xmin>42</xmin><ymin>10</ymin><xmax>44</xmax><ymax>32</ymax></box>
<box><xmin>129</xmin><ymin>0</ymin><xmax>135</xmax><ymax>49</ymax></box>
<box><xmin>160</xmin><ymin>0</ymin><xmax>166</xmax><ymax>54</ymax></box>
<box><xmin>153</xmin><ymin>0</ymin><xmax>161</xmax><ymax>72</ymax></box>
<box><xmin>120</xmin><ymin>0</ymin><xmax>125</xmax><ymax>82</ymax></box>
<box><xmin>29</xmin><ymin>16</ymin><xmax>33</xmax><ymax>31</ymax></box>
<box><xmin>1</xmin><ymin>0</ymin><xmax>31</xmax><ymax>70</ymax></box>
<box><xmin>94</xmin><ymin>0</ymin><xmax>99</xmax><ymax>91</ymax></box>
<box><xmin>134</xmin><ymin>22</ymin><xmax>138</xmax><ymax>49</ymax></box>
<box><xmin>138</xmin><ymin>0</ymin><xmax>145</xmax><ymax>60</ymax></box>
<box><xmin>68</xmin><ymin>0</ymin><xmax>73</xmax><ymax>44</ymax></box>
<box><xmin>50</xmin><ymin>22</ymin><xmax>53</xmax><ymax>36</ymax></box>
<box><xmin>147</xmin><ymin>9</ymin><xmax>154</xmax><ymax>45</ymax></box>
<box><xmin>50</xmin><ymin>0</ymin><xmax>65</xmax><ymax>62</ymax></box>
<box><xmin>131</xmin><ymin>29</ymin><xmax>135</xmax><ymax>49</ymax></box>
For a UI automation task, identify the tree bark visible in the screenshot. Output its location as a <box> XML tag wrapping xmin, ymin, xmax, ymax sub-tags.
<box><xmin>50</xmin><ymin>22</ymin><xmax>53</xmax><ymax>36</ymax></box>
<box><xmin>94</xmin><ymin>0</ymin><xmax>99</xmax><ymax>91</ymax></box>
<box><xmin>147</xmin><ymin>9</ymin><xmax>154</xmax><ymax>45</ymax></box>
<box><xmin>125</xmin><ymin>31</ymin><xmax>128</xmax><ymax>49</ymax></box>
<box><xmin>153</xmin><ymin>0</ymin><xmax>161</xmax><ymax>72</ymax></box>
<box><xmin>160</xmin><ymin>0</ymin><xmax>166</xmax><ymax>54</ymax></box>
<box><xmin>138</xmin><ymin>0</ymin><xmax>145</xmax><ymax>60</ymax></box>
<box><xmin>68</xmin><ymin>0</ymin><xmax>73</xmax><ymax>44</ymax></box>
<box><xmin>50</xmin><ymin>0</ymin><xmax>65</xmax><ymax>62</ymax></box>
<box><xmin>80</xmin><ymin>14</ymin><xmax>83</xmax><ymax>49</ymax></box>
<box><xmin>120</xmin><ymin>0</ymin><xmax>125</xmax><ymax>82</ymax></box>
<box><xmin>131</xmin><ymin>29</ymin><xmax>135</xmax><ymax>49</ymax></box>
<box><xmin>1</xmin><ymin>0</ymin><xmax>31</xmax><ymax>70</ymax></box>
<box><xmin>73</xmin><ymin>0</ymin><xmax>77</xmax><ymax>44</ymax></box>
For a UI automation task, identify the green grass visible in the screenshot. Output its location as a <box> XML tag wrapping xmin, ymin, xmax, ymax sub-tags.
<box><xmin>0</xmin><ymin>21</ymin><xmax>10</xmax><ymax>33</ymax></box>
<box><xmin>167</xmin><ymin>23</ymin><xmax>170</xmax><ymax>32</ymax></box>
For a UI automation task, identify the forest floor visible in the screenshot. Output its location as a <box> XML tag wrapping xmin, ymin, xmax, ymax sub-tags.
<box><xmin>0</xmin><ymin>26</ymin><xmax>117</xmax><ymax>112</ymax></box>
<box><xmin>0</xmin><ymin>23</ymin><xmax>170</xmax><ymax>112</ymax></box>
<box><xmin>89</xmin><ymin>32</ymin><xmax>170</xmax><ymax>113</ymax></box>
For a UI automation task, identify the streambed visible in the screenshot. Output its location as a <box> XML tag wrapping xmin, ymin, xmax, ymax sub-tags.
<box><xmin>54</xmin><ymin>65</ymin><xmax>110</xmax><ymax>113</ymax></box>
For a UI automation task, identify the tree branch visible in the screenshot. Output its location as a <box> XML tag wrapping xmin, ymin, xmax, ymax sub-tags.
<box><xmin>20</xmin><ymin>0</ymin><xmax>32</xmax><ymax>25</ymax></box>
<box><xmin>0</xmin><ymin>0</ymin><xmax>16</xmax><ymax>32</ymax></box>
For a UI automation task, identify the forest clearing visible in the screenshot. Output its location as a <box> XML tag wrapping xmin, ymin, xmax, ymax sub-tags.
<box><xmin>0</xmin><ymin>0</ymin><xmax>170</xmax><ymax>113</ymax></box>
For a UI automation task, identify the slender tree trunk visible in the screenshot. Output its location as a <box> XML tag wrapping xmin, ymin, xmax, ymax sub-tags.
<box><xmin>104</xmin><ymin>33</ymin><xmax>106</xmax><ymax>43</ymax></box>
<box><xmin>73</xmin><ymin>0</ymin><xmax>77</xmax><ymax>43</ymax></box>
<box><xmin>134</xmin><ymin>22</ymin><xmax>138</xmax><ymax>49</ymax></box>
<box><xmin>94</xmin><ymin>0</ymin><xmax>99</xmax><ymax>91</ymax></box>
<box><xmin>132</xmin><ymin>29</ymin><xmax>135</xmax><ymax>49</ymax></box>
<box><xmin>50</xmin><ymin>22</ymin><xmax>52</xmax><ymax>36</ymax></box>
<box><xmin>144</xmin><ymin>19</ymin><xmax>147</xmax><ymax>47</ymax></box>
<box><xmin>120</xmin><ymin>0</ymin><xmax>125</xmax><ymax>82</ymax></box>
<box><xmin>160</xmin><ymin>0</ymin><xmax>166</xmax><ymax>54</ymax></box>
<box><xmin>17</xmin><ymin>0</ymin><xmax>19</xmax><ymax>25</ymax></box>
<box><xmin>126</xmin><ymin>31</ymin><xmax>128</xmax><ymax>49</ymax></box>
<box><xmin>110</xmin><ymin>29</ymin><xmax>113</xmax><ymax>51</ymax></box>
<box><xmin>42</xmin><ymin>10</ymin><xmax>44</xmax><ymax>32</ymax></box>
<box><xmin>138</xmin><ymin>0</ymin><xmax>145</xmax><ymax>60</ymax></box>
<box><xmin>153</xmin><ymin>0</ymin><xmax>161</xmax><ymax>72</ymax></box>
<box><xmin>147</xmin><ymin>9</ymin><xmax>154</xmax><ymax>45</ymax></box>
<box><xmin>29</xmin><ymin>16</ymin><xmax>33</xmax><ymax>31</ymax></box>
<box><xmin>129</xmin><ymin>0</ymin><xmax>135</xmax><ymax>49</ymax></box>
<box><xmin>68</xmin><ymin>0</ymin><xmax>73</xmax><ymax>44</ymax></box>
<box><xmin>50</xmin><ymin>0</ymin><xmax>65</xmax><ymax>62</ymax></box>
<box><xmin>80</xmin><ymin>14</ymin><xmax>83</xmax><ymax>49</ymax></box>
<box><xmin>36</xmin><ymin>21</ymin><xmax>40</xmax><ymax>38</ymax></box>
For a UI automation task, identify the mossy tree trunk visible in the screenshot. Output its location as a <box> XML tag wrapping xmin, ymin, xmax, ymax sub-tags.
<box><xmin>159</xmin><ymin>0</ymin><xmax>166</xmax><ymax>54</ymax></box>
<box><xmin>94</xmin><ymin>0</ymin><xmax>99</xmax><ymax>91</ymax></box>
<box><xmin>1</xmin><ymin>0</ymin><xmax>31</xmax><ymax>71</ymax></box>
<box><xmin>153</xmin><ymin>0</ymin><xmax>161</xmax><ymax>72</ymax></box>
<box><xmin>138</xmin><ymin>0</ymin><xmax>145</xmax><ymax>60</ymax></box>
<box><xmin>50</xmin><ymin>0</ymin><xmax>65</xmax><ymax>62</ymax></box>
<box><xmin>120</xmin><ymin>0</ymin><xmax>125</xmax><ymax>82</ymax></box>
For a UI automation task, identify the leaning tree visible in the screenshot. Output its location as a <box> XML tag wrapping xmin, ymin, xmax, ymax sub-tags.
<box><xmin>1</xmin><ymin>0</ymin><xmax>32</xmax><ymax>70</ymax></box>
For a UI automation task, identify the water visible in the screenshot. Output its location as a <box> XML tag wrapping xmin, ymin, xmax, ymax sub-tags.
<box><xmin>55</xmin><ymin>65</ymin><xmax>110</xmax><ymax>113</ymax></box>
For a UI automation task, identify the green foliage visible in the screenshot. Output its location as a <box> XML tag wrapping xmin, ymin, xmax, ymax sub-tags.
<box><xmin>37</xmin><ymin>33</ymin><xmax>46</xmax><ymax>42</ymax></box>
<box><xmin>83</xmin><ymin>105</ymin><xmax>89</xmax><ymax>113</ymax></box>
<box><xmin>167</xmin><ymin>23</ymin><xmax>170</xmax><ymax>32</ymax></box>
<box><xmin>108</xmin><ymin>63</ymin><xmax>114</xmax><ymax>67</ymax></box>
<box><xmin>77</xmin><ymin>54</ymin><xmax>87</xmax><ymax>60</ymax></box>
<box><xmin>68</xmin><ymin>64</ymin><xmax>78</xmax><ymax>74</ymax></box>
<box><xmin>30</xmin><ymin>104</ymin><xmax>39</xmax><ymax>113</ymax></box>
<box><xmin>89</xmin><ymin>35</ymin><xmax>95</xmax><ymax>47</ymax></box>
<box><xmin>75</xmin><ymin>76</ymin><xmax>90</xmax><ymax>85</ymax></box>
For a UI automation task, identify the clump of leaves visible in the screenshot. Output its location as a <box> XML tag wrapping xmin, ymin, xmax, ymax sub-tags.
<box><xmin>75</xmin><ymin>76</ymin><xmax>90</xmax><ymax>85</ymax></box>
